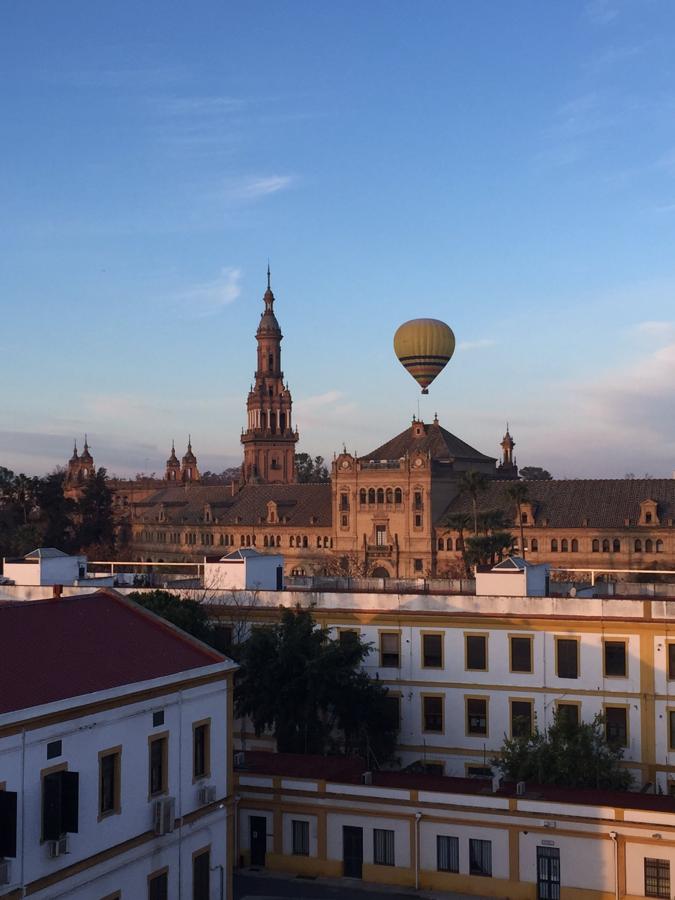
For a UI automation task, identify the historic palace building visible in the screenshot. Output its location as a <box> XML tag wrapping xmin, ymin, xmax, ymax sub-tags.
<box><xmin>66</xmin><ymin>274</ymin><xmax>675</xmax><ymax>577</ymax></box>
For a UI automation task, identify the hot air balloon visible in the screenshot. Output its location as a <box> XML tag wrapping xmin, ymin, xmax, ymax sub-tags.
<box><xmin>393</xmin><ymin>318</ymin><xmax>455</xmax><ymax>394</ymax></box>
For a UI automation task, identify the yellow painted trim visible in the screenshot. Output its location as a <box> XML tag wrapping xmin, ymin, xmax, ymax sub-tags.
<box><xmin>555</xmin><ymin>634</ymin><xmax>580</xmax><ymax>679</ymax></box>
<box><xmin>602</xmin><ymin>637</ymin><xmax>629</xmax><ymax>679</ymax></box>
<box><xmin>420</xmin><ymin>630</ymin><xmax>445</xmax><ymax>669</ymax></box>
<box><xmin>421</xmin><ymin>692</ymin><xmax>445</xmax><ymax>736</ymax></box>
<box><xmin>378</xmin><ymin>628</ymin><xmax>401</xmax><ymax>668</ymax></box>
<box><xmin>509</xmin><ymin>697</ymin><xmax>534</xmax><ymax>738</ymax></box>
<box><xmin>508</xmin><ymin>633</ymin><xmax>534</xmax><ymax>674</ymax></box>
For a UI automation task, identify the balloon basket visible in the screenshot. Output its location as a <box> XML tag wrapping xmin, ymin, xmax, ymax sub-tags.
<box><xmin>421</xmin><ymin>388</ymin><xmax>429</xmax><ymax>395</ymax></box>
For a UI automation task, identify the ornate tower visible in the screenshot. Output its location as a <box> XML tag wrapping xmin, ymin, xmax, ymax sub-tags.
<box><xmin>165</xmin><ymin>441</ymin><xmax>181</xmax><ymax>481</ymax></box>
<box><xmin>497</xmin><ymin>425</ymin><xmax>518</xmax><ymax>478</ymax></box>
<box><xmin>180</xmin><ymin>437</ymin><xmax>200</xmax><ymax>483</ymax></box>
<box><xmin>241</xmin><ymin>270</ymin><xmax>298</xmax><ymax>483</ymax></box>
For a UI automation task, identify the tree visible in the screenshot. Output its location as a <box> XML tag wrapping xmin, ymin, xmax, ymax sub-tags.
<box><xmin>506</xmin><ymin>481</ymin><xmax>529</xmax><ymax>559</ymax></box>
<box><xmin>465</xmin><ymin>532</ymin><xmax>513</xmax><ymax>568</ymax></box>
<box><xmin>236</xmin><ymin>606</ymin><xmax>397</xmax><ymax>764</ymax></box>
<box><xmin>494</xmin><ymin>711</ymin><xmax>632</xmax><ymax>791</ymax></box>
<box><xmin>128</xmin><ymin>589</ymin><xmax>232</xmax><ymax>651</ymax></box>
<box><xmin>76</xmin><ymin>467</ymin><xmax>115</xmax><ymax>554</ymax></box>
<box><xmin>295</xmin><ymin>453</ymin><xmax>329</xmax><ymax>483</ymax></box>
<box><xmin>38</xmin><ymin>471</ymin><xmax>77</xmax><ymax>552</ymax></box>
<box><xmin>520</xmin><ymin>466</ymin><xmax>552</xmax><ymax>481</ymax></box>
<box><xmin>458</xmin><ymin>470</ymin><xmax>488</xmax><ymax>534</ymax></box>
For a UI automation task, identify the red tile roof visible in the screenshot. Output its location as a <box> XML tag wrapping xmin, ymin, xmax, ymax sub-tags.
<box><xmin>239</xmin><ymin>751</ymin><xmax>675</xmax><ymax>815</ymax></box>
<box><xmin>0</xmin><ymin>590</ymin><xmax>227</xmax><ymax>716</ymax></box>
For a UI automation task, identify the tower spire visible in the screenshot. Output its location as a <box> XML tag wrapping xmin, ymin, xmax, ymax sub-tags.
<box><xmin>267</xmin><ymin>260</ymin><xmax>271</xmax><ymax>290</ymax></box>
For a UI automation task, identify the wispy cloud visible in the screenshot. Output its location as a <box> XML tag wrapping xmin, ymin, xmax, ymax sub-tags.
<box><xmin>457</xmin><ymin>338</ymin><xmax>496</xmax><ymax>352</ymax></box>
<box><xmin>585</xmin><ymin>0</ymin><xmax>619</xmax><ymax>26</ymax></box>
<box><xmin>153</xmin><ymin>95</ymin><xmax>245</xmax><ymax>117</ymax></box>
<box><xmin>172</xmin><ymin>266</ymin><xmax>242</xmax><ymax>317</ymax></box>
<box><xmin>294</xmin><ymin>391</ymin><xmax>357</xmax><ymax>427</ymax></box>
<box><xmin>226</xmin><ymin>174</ymin><xmax>296</xmax><ymax>200</ymax></box>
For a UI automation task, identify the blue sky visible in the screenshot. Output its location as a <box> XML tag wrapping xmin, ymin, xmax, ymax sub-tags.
<box><xmin>3</xmin><ymin>0</ymin><xmax>675</xmax><ymax>478</ymax></box>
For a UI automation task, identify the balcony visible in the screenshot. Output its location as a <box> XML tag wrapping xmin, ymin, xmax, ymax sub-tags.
<box><xmin>367</xmin><ymin>544</ymin><xmax>393</xmax><ymax>557</ymax></box>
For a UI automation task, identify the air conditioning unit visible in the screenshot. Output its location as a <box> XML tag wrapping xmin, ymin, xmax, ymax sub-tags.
<box><xmin>198</xmin><ymin>785</ymin><xmax>216</xmax><ymax>805</ymax></box>
<box><xmin>361</xmin><ymin>771</ymin><xmax>373</xmax><ymax>785</ymax></box>
<box><xmin>0</xmin><ymin>860</ymin><xmax>11</xmax><ymax>885</ymax></box>
<box><xmin>153</xmin><ymin>797</ymin><xmax>176</xmax><ymax>836</ymax></box>
<box><xmin>234</xmin><ymin>751</ymin><xmax>245</xmax><ymax>768</ymax></box>
<box><xmin>48</xmin><ymin>836</ymin><xmax>69</xmax><ymax>858</ymax></box>
<box><xmin>516</xmin><ymin>781</ymin><xmax>526</xmax><ymax>796</ymax></box>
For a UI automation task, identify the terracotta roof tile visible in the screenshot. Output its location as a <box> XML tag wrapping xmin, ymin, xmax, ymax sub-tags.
<box><xmin>362</xmin><ymin>420</ymin><xmax>495</xmax><ymax>464</ymax></box>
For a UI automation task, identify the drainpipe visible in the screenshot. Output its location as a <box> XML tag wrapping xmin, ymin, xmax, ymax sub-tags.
<box><xmin>210</xmin><ymin>864</ymin><xmax>224</xmax><ymax>900</ymax></box>
<box><xmin>415</xmin><ymin>812</ymin><xmax>422</xmax><ymax>890</ymax></box>
<box><xmin>609</xmin><ymin>831</ymin><xmax>619</xmax><ymax>900</ymax></box>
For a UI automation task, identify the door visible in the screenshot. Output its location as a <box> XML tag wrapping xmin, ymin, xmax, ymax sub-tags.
<box><xmin>343</xmin><ymin>825</ymin><xmax>363</xmax><ymax>878</ymax></box>
<box><xmin>537</xmin><ymin>846</ymin><xmax>560</xmax><ymax>900</ymax></box>
<box><xmin>250</xmin><ymin>815</ymin><xmax>267</xmax><ymax>867</ymax></box>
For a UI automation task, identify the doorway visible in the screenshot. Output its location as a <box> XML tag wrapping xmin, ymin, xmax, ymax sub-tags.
<box><xmin>250</xmin><ymin>816</ymin><xmax>267</xmax><ymax>867</ymax></box>
<box><xmin>537</xmin><ymin>845</ymin><xmax>560</xmax><ymax>900</ymax></box>
<box><xmin>343</xmin><ymin>825</ymin><xmax>363</xmax><ymax>878</ymax></box>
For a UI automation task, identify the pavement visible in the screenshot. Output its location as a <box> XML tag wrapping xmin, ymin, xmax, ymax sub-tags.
<box><xmin>234</xmin><ymin>868</ymin><xmax>498</xmax><ymax>900</ymax></box>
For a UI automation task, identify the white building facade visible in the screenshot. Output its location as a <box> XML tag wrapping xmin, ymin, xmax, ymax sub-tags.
<box><xmin>0</xmin><ymin>590</ymin><xmax>236</xmax><ymax>899</ymax></box>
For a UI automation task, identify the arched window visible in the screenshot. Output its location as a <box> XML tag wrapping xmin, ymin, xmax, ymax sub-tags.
<box><xmin>394</xmin><ymin>488</ymin><xmax>403</xmax><ymax>504</ymax></box>
<box><xmin>634</xmin><ymin>539</ymin><xmax>642</xmax><ymax>552</ymax></box>
<box><xmin>303</xmin><ymin>536</ymin><xmax>308</xmax><ymax>548</ymax></box>
<box><xmin>376</xmin><ymin>488</ymin><xmax>384</xmax><ymax>504</ymax></box>
<box><xmin>329</xmin><ymin>538</ymin><xmax>333</xmax><ymax>548</ymax></box>
<box><xmin>438</xmin><ymin>538</ymin><xmax>444</xmax><ymax>550</ymax></box>
<box><xmin>602</xmin><ymin>539</ymin><xmax>610</xmax><ymax>552</ymax></box>
<box><xmin>551</xmin><ymin>539</ymin><xmax>558</xmax><ymax>552</ymax></box>
<box><xmin>296</xmin><ymin>535</ymin><xmax>301</xmax><ymax>547</ymax></box>
<box><xmin>276</xmin><ymin>536</ymin><xmax>281</xmax><ymax>547</ymax></box>
<box><xmin>385</xmin><ymin>488</ymin><xmax>393</xmax><ymax>503</ymax></box>
<box><xmin>571</xmin><ymin>539</ymin><xmax>578</xmax><ymax>552</ymax></box>
<box><xmin>531</xmin><ymin>538</ymin><xmax>538</xmax><ymax>552</ymax></box>
<box><xmin>240</xmin><ymin>535</ymin><xmax>245</xmax><ymax>546</ymax></box>
<box><xmin>592</xmin><ymin>539</ymin><xmax>599</xmax><ymax>552</ymax></box>
<box><xmin>290</xmin><ymin>536</ymin><xmax>295</xmax><ymax>547</ymax></box>
<box><xmin>561</xmin><ymin>539</ymin><xmax>568</xmax><ymax>552</ymax></box>
<box><xmin>446</xmin><ymin>537</ymin><xmax>453</xmax><ymax>551</ymax></box>
<box><xmin>368</xmin><ymin>488</ymin><xmax>376</xmax><ymax>504</ymax></box>
<box><xmin>323</xmin><ymin>536</ymin><xmax>329</xmax><ymax>548</ymax></box>
<box><xmin>246</xmin><ymin>535</ymin><xmax>251</xmax><ymax>546</ymax></box>
<box><xmin>316</xmin><ymin>537</ymin><xmax>321</xmax><ymax>548</ymax></box>
<box><xmin>657</xmin><ymin>539</ymin><xmax>664</xmax><ymax>553</ymax></box>
<box><xmin>646</xmin><ymin>539</ymin><xmax>653</xmax><ymax>553</ymax></box>
<box><xmin>456</xmin><ymin>536</ymin><xmax>464</xmax><ymax>550</ymax></box>
<box><xmin>613</xmin><ymin>539</ymin><xmax>621</xmax><ymax>552</ymax></box>
<box><xmin>263</xmin><ymin>535</ymin><xmax>268</xmax><ymax>547</ymax></box>
<box><xmin>359</xmin><ymin>488</ymin><xmax>367</xmax><ymax>504</ymax></box>
<box><xmin>521</xmin><ymin>512</ymin><xmax>528</xmax><ymax>524</ymax></box>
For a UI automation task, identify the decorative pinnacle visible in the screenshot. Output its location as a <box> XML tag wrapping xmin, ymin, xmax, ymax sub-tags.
<box><xmin>267</xmin><ymin>260</ymin><xmax>271</xmax><ymax>290</ymax></box>
<box><xmin>84</xmin><ymin>434</ymin><xmax>89</xmax><ymax>451</ymax></box>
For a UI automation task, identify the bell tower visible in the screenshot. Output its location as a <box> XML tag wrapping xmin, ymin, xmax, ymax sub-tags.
<box><xmin>241</xmin><ymin>269</ymin><xmax>298</xmax><ymax>483</ymax></box>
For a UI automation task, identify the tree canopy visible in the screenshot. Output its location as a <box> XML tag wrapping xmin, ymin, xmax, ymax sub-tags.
<box><xmin>520</xmin><ymin>466</ymin><xmax>553</xmax><ymax>481</ymax></box>
<box><xmin>236</xmin><ymin>607</ymin><xmax>397</xmax><ymax>764</ymax></box>
<box><xmin>128</xmin><ymin>589</ymin><xmax>232</xmax><ymax>654</ymax></box>
<box><xmin>295</xmin><ymin>453</ymin><xmax>329</xmax><ymax>483</ymax></box>
<box><xmin>494</xmin><ymin>711</ymin><xmax>632</xmax><ymax>791</ymax></box>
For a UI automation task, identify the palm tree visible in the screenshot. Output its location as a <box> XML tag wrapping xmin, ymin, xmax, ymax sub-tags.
<box><xmin>506</xmin><ymin>481</ymin><xmax>529</xmax><ymax>559</ymax></box>
<box><xmin>458</xmin><ymin>470</ymin><xmax>488</xmax><ymax>535</ymax></box>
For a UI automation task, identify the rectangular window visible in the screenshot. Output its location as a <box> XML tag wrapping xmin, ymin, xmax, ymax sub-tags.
<box><xmin>414</xmin><ymin>515</ymin><xmax>422</xmax><ymax>528</ymax></box>
<box><xmin>604</xmin><ymin>640</ymin><xmax>627</xmax><ymax>677</ymax></box>
<box><xmin>148</xmin><ymin>869</ymin><xmax>168</xmax><ymax>900</ymax></box>
<box><xmin>645</xmin><ymin>858</ymin><xmax>670</xmax><ymax>898</ymax></box>
<box><xmin>670</xmin><ymin>711</ymin><xmax>675</xmax><ymax>751</ymax></box>
<box><xmin>149</xmin><ymin>735</ymin><xmax>168</xmax><ymax>797</ymax></box>
<box><xmin>466</xmin><ymin>634</ymin><xmax>487</xmax><ymax>671</ymax></box>
<box><xmin>193</xmin><ymin>849</ymin><xmax>210</xmax><ymax>900</ymax></box>
<box><xmin>556</xmin><ymin>638</ymin><xmax>579</xmax><ymax>679</ymax></box>
<box><xmin>510</xmin><ymin>636</ymin><xmax>533</xmax><ymax>673</ymax></box>
<box><xmin>292</xmin><ymin>819</ymin><xmax>310</xmax><ymax>856</ymax></box>
<box><xmin>341</xmin><ymin>514</ymin><xmax>348</xmax><ymax>527</ymax></box>
<box><xmin>605</xmin><ymin>706</ymin><xmax>628</xmax><ymax>747</ymax></box>
<box><xmin>469</xmin><ymin>838</ymin><xmax>492</xmax><ymax>877</ymax></box>
<box><xmin>375</xmin><ymin>524</ymin><xmax>386</xmax><ymax>546</ymax></box>
<box><xmin>99</xmin><ymin>749</ymin><xmax>121</xmax><ymax>817</ymax></box>
<box><xmin>152</xmin><ymin>710</ymin><xmax>164</xmax><ymax>728</ymax></box>
<box><xmin>413</xmin><ymin>557</ymin><xmax>423</xmax><ymax>570</ymax></box>
<box><xmin>193</xmin><ymin>722</ymin><xmax>210</xmax><ymax>780</ymax></box>
<box><xmin>466</xmin><ymin>697</ymin><xmax>488</xmax><ymax>736</ymax></box>
<box><xmin>437</xmin><ymin>835</ymin><xmax>459</xmax><ymax>873</ymax></box>
<box><xmin>556</xmin><ymin>702</ymin><xmax>580</xmax><ymax>727</ymax></box>
<box><xmin>668</xmin><ymin>644</ymin><xmax>675</xmax><ymax>681</ymax></box>
<box><xmin>422</xmin><ymin>633</ymin><xmax>443</xmax><ymax>668</ymax></box>
<box><xmin>47</xmin><ymin>740</ymin><xmax>62</xmax><ymax>760</ymax></box>
<box><xmin>423</xmin><ymin>696</ymin><xmax>444</xmax><ymax>733</ymax></box>
<box><xmin>380</xmin><ymin>632</ymin><xmax>400</xmax><ymax>668</ymax></box>
<box><xmin>466</xmin><ymin>765</ymin><xmax>492</xmax><ymax>777</ymax></box>
<box><xmin>373</xmin><ymin>828</ymin><xmax>395</xmax><ymax>866</ymax></box>
<box><xmin>510</xmin><ymin>700</ymin><xmax>533</xmax><ymax>738</ymax></box>
<box><xmin>339</xmin><ymin>629</ymin><xmax>358</xmax><ymax>645</ymax></box>
<box><xmin>414</xmin><ymin>492</ymin><xmax>423</xmax><ymax>509</ymax></box>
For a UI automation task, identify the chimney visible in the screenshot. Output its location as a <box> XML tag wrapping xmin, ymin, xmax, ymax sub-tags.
<box><xmin>52</xmin><ymin>584</ymin><xmax>63</xmax><ymax>599</ymax></box>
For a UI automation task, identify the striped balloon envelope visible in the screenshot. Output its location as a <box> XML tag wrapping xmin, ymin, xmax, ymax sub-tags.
<box><xmin>393</xmin><ymin>318</ymin><xmax>456</xmax><ymax>394</ymax></box>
